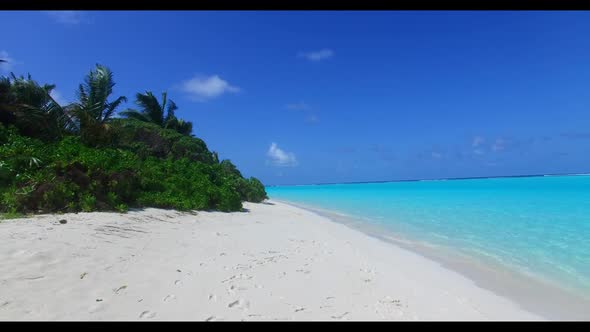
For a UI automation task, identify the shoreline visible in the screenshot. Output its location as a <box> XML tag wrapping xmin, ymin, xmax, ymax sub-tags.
<box><xmin>0</xmin><ymin>201</ymin><xmax>551</xmax><ymax>320</ymax></box>
<box><xmin>273</xmin><ymin>199</ymin><xmax>590</xmax><ymax>320</ymax></box>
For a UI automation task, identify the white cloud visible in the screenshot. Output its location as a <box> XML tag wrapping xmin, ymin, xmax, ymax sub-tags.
<box><xmin>472</xmin><ymin>136</ymin><xmax>485</xmax><ymax>147</ymax></box>
<box><xmin>471</xmin><ymin>136</ymin><xmax>487</xmax><ymax>155</ymax></box>
<box><xmin>267</xmin><ymin>142</ymin><xmax>298</xmax><ymax>167</ymax></box>
<box><xmin>561</xmin><ymin>132</ymin><xmax>590</xmax><ymax>140</ymax></box>
<box><xmin>0</xmin><ymin>51</ymin><xmax>15</xmax><ymax>72</ymax></box>
<box><xmin>298</xmin><ymin>49</ymin><xmax>334</xmax><ymax>62</ymax></box>
<box><xmin>46</xmin><ymin>11</ymin><xmax>87</xmax><ymax>25</ymax></box>
<box><xmin>50</xmin><ymin>89</ymin><xmax>68</xmax><ymax>106</ymax></box>
<box><xmin>286</xmin><ymin>101</ymin><xmax>311</xmax><ymax>111</ymax></box>
<box><xmin>492</xmin><ymin>138</ymin><xmax>506</xmax><ymax>152</ymax></box>
<box><xmin>305</xmin><ymin>114</ymin><xmax>319</xmax><ymax>123</ymax></box>
<box><xmin>286</xmin><ymin>101</ymin><xmax>319</xmax><ymax>124</ymax></box>
<box><xmin>181</xmin><ymin>75</ymin><xmax>240</xmax><ymax>101</ymax></box>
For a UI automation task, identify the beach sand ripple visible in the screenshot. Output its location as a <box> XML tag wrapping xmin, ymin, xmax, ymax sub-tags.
<box><xmin>0</xmin><ymin>202</ymin><xmax>542</xmax><ymax>321</ymax></box>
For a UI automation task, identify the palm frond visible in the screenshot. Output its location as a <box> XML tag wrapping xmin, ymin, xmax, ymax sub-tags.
<box><xmin>165</xmin><ymin>99</ymin><xmax>178</xmax><ymax>123</ymax></box>
<box><xmin>161</xmin><ymin>91</ymin><xmax>168</xmax><ymax>115</ymax></box>
<box><xmin>135</xmin><ymin>91</ymin><xmax>163</xmax><ymax>125</ymax></box>
<box><xmin>74</xmin><ymin>64</ymin><xmax>127</xmax><ymax>125</ymax></box>
<box><xmin>174</xmin><ymin>119</ymin><xmax>193</xmax><ymax>136</ymax></box>
<box><xmin>45</xmin><ymin>93</ymin><xmax>79</xmax><ymax>134</ymax></box>
<box><xmin>102</xmin><ymin>95</ymin><xmax>127</xmax><ymax>123</ymax></box>
<box><xmin>120</xmin><ymin>109</ymin><xmax>151</xmax><ymax>122</ymax></box>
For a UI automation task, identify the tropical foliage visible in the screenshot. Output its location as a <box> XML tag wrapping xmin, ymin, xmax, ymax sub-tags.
<box><xmin>0</xmin><ymin>64</ymin><xmax>267</xmax><ymax>216</ymax></box>
<box><xmin>121</xmin><ymin>91</ymin><xmax>194</xmax><ymax>136</ymax></box>
<box><xmin>0</xmin><ymin>73</ymin><xmax>76</xmax><ymax>141</ymax></box>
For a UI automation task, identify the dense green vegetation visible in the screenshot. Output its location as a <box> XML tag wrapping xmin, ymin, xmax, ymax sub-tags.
<box><xmin>0</xmin><ymin>64</ymin><xmax>267</xmax><ymax>216</ymax></box>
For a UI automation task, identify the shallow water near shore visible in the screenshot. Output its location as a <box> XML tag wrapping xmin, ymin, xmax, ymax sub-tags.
<box><xmin>267</xmin><ymin>175</ymin><xmax>590</xmax><ymax>320</ymax></box>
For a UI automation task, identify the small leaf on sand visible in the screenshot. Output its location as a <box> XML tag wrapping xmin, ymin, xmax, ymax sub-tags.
<box><xmin>80</xmin><ymin>272</ymin><xmax>88</xmax><ymax>279</ymax></box>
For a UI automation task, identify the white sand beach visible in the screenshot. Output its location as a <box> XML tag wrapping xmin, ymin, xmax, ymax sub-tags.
<box><xmin>0</xmin><ymin>200</ymin><xmax>542</xmax><ymax>321</ymax></box>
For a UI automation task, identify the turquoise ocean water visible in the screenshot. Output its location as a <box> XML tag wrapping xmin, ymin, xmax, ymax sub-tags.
<box><xmin>266</xmin><ymin>175</ymin><xmax>590</xmax><ymax>300</ymax></box>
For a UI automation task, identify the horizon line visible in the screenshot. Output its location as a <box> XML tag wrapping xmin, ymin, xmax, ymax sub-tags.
<box><xmin>265</xmin><ymin>171</ymin><xmax>590</xmax><ymax>187</ymax></box>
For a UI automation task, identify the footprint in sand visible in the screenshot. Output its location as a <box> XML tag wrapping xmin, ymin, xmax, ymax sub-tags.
<box><xmin>360</xmin><ymin>267</ymin><xmax>377</xmax><ymax>275</ymax></box>
<box><xmin>248</xmin><ymin>314</ymin><xmax>263</xmax><ymax>318</ymax></box>
<box><xmin>88</xmin><ymin>302</ymin><xmax>106</xmax><ymax>314</ymax></box>
<box><xmin>222</xmin><ymin>274</ymin><xmax>252</xmax><ymax>283</ymax></box>
<box><xmin>227</xmin><ymin>285</ymin><xmax>248</xmax><ymax>294</ymax></box>
<box><xmin>23</xmin><ymin>275</ymin><xmax>45</xmax><ymax>281</ymax></box>
<box><xmin>375</xmin><ymin>297</ymin><xmax>405</xmax><ymax>318</ymax></box>
<box><xmin>139</xmin><ymin>310</ymin><xmax>156</xmax><ymax>319</ymax></box>
<box><xmin>331</xmin><ymin>312</ymin><xmax>349</xmax><ymax>320</ymax></box>
<box><xmin>174</xmin><ymin>280</ymin><xmax>183</xmax><ymax>286</ymax></box>
<box><xmin>114</xmin><ymin>285</ymin><xmax>127</xmax><ymax>294</ymax></box>
<box><xmin>163</xmin><ymin>294</ymin><xmax>176</xmax><ymax>302</ymax></box>
<box><xmin>208</xmin><ymin>294</ymin><xmax>218</xmax><ymax>302</ymax></box>
<box><xmin>227</xmin><ymin>299</ymin><xmax>250</xmax><ymax>310</ymax></box>
<box><xmin>221</xmin><ymin>275</ymin><xmax>235</xmax><ymax>283</ymax></box>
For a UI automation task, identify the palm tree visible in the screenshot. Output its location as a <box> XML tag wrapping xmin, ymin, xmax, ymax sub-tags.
<box><xmin>121</xmin><ymin>91</ymin><xmax>193</xmax><ymax>135</ymax></box>
<box><xmin>121</xmin><ymin>91</ymin><xmax>176</xmax><ymax>127</ymax></box>
<box><xmin>0</xmin><ymin>75</ymin><xmax>16</xmax><ymax>125</ymax></box>
<box><xmin>167</xmin><ymin>117</ymin><xmax>193</xmax><ymax>136</ymax></box>
<box><xmin>71</xmin><ymin>64</ymin><xmax>126</xmax><ymax>126</ymax></box>
<box><xmin>0</xmin><ymin>73</ymin><xmax>76</xmax><ymax>140</ymax></box>
<box><xmin>70</xmin><ymin>64</ymin><xmax>127</xmax><ymax>145</ymax></box>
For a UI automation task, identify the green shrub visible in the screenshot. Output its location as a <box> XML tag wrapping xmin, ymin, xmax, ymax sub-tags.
<box><xmin>39</xmin><ymin>181</ymin><xmax>78</xmax><ymax>212</ymax></box>
<box><xmin>108</xmin><ymin>119</ymin><xmax>215</xmax><ymax>163</ymax></box>
<box><xmin>1</xmin><ymin>114</ymin><xmax>266</xmax><ymax>215</ymax></box>
<box><xmin>1</xmin><ymin>186</ymin><xmax>19</xmax><ymax>214</ymax></box>
<box><xmin>0</xmin><ymin>211</ymin><xmax>25</xmax><ymax>220</ymax></box>
<box><xmin>220</xmin><ymin>159</ymin><xmax>243</xmax><ymax>178</ymax></box>
<box><xmin>106</xmin><ymin>192</ymin><xmax>118</xmax><ymax>207</ymax></box>
<box><xmin>216</xmin><ymin>184</ymin><xmax>243</xmax><ymax>212</ymax></box>
<box><xmin>80</xmin><ymin>193</ymin><xmax>96</xmax><ymax>212</ymax></box>
<box><xmin>0</xmin><ymin>123</ymin><xmax>10</xmax><ymax>144</ymax></box>
<box><xmin>0</xmin><ymin>129</ymin><xmax>49</xmax><ymax>177</ymax></box>
<box><xmin>0</xmin><ymin>161</ymin><xmax>12</xmax><ymax>187</ymax></box>
<box><xmin>245</xmin><ymin>177</ymin><xmax>268</xmax><ymax>203</ymax></box>
<box><xmin>136</xmin><ymin>157</ymin><xmax>217</xmax><ymax>211</ymax></box>
<box><xmin>115</xmin><ymin>203</ymin><xmax>128</xmax><ymax>213</ymax></box>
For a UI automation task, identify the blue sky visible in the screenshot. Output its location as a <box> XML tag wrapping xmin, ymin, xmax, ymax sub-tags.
<box><xmin>1</xmin><ymin>11</ymin><xmax>590</xmax><ymax>185</ymax></box>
